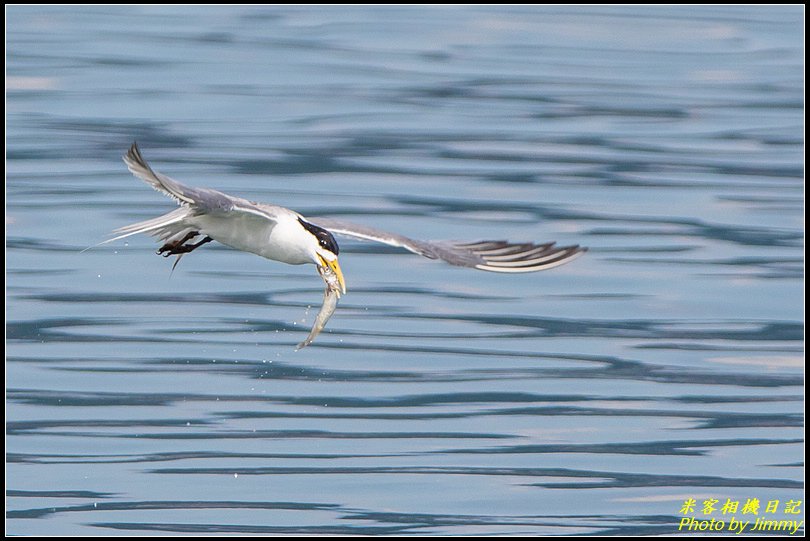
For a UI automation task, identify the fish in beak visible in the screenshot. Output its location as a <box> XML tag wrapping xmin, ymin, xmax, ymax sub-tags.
<box><xmin>297</xmin><ymin>256</ymin><xmax>346</xmax><ymax>350</ymax></box>
<box><xmin>317</xmin><ymin>255</ymin><xmax>346</xmax><ymax>296</ymax></box>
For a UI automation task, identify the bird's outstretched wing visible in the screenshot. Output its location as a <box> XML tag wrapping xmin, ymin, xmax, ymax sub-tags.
<box><xmin>123</xmin><ymin>142</ymin><xmax>234</xmax><ymax>211</ymax></box>
<box><xmin>310</xmin><ymin>217</ymin><xmax>586</xmax><ymax>273</ymax></box>
<box><xmin>124</xmin><ymin>142</ymin><xmax>281</xmax><ymax>220</ymax></box>
<box><xmin>91</xmin><ymin>143</ymin><xmax>283</xmax><ymax>250</ymax></box>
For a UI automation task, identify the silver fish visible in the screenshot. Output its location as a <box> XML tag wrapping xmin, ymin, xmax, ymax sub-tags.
<box><xmin>296</xmin><ymin>265</ymin><xmax>343</xmax><ymax>350</ymax></box>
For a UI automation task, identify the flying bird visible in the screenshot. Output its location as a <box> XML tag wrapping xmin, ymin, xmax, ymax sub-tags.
<box><xmin>98</xmin><ymin>142</ymin><xmax>586</xmax><ymax>348</ymax></box>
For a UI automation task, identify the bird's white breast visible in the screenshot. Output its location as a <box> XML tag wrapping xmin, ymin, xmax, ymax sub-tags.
<box><xmin>190</xmin><ymin>210</ymin><xmax>313</xmax><ymax>265</ymax></box>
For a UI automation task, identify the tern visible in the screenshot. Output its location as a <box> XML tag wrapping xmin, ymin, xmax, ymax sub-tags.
<box><xmin>98</xmin><ymin>142</ymin><xmax>586</xmax><ymax>348</ymax></box>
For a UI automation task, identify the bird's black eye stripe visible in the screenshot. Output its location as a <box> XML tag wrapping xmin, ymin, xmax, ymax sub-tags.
<box><xmin>298</xmin><ymin>217</ymin><xmax>340</xmax><ymax>255</ymax></box>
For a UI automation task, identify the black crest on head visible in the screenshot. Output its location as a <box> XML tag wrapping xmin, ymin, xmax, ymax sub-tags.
<box><xmin>298</xmin><ymin>218</ymin><xmax>340</xmax><ymax>255</ymax></box>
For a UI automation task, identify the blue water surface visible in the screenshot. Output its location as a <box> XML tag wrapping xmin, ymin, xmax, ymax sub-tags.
<box><xmin>6</xmin><ymin>5</ymin><xmax>804</xmax><ymax>536</ymax></box>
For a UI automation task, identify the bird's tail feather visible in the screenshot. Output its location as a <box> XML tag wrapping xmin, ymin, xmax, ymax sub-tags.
<box><xmin>81</xmin><ymin>207</ymin><xmax>191</xmax><ymax>252</ymax></box>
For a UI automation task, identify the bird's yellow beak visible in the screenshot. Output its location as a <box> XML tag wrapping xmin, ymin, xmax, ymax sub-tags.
<box><xmin>318</xmin><ymin>255</ymin><xmax>347</xmax><ymax>296</ymax></box>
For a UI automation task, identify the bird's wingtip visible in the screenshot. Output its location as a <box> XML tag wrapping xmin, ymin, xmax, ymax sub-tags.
<box><xmin>125</xmin><ymin>140</ymin><xmax>138</xmax><ymax>156</ymax></box>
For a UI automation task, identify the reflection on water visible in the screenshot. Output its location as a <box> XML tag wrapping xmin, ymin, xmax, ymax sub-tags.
<box><xmin>6</xmin><ymin>5</ymin><xmax>804</xmax><ymax>536</ymax></box>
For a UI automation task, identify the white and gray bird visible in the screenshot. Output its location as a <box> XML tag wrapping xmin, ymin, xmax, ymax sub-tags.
<box><xmin>97</xmin><ymin>142</ymin><xmax>586</xmax><ymax>348</ymax></box>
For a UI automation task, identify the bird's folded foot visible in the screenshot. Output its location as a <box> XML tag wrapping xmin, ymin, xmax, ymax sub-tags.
<box><xmin>157</xmin><ymin>232</ymin><xmax>213</xmax><ymax>257</ymax></box>
<box><xmin>158</xmin><ymin>231</ymin><xmax>198</xmax><ymax>256</ymax></box>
